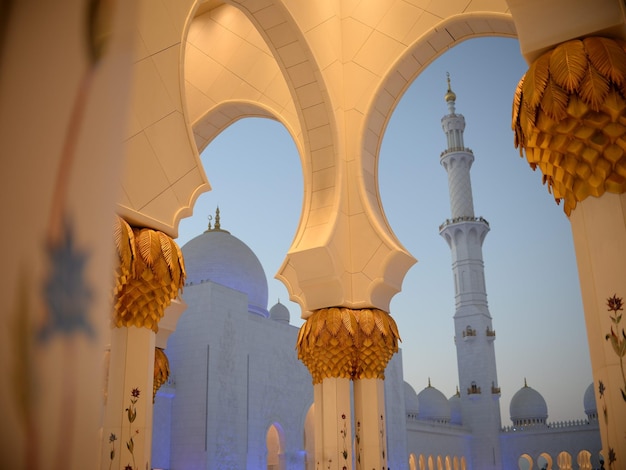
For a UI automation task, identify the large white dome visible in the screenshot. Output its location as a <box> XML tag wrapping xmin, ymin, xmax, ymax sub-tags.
<box><xmin>182</xmin><ymin>227</ymin><xmax>269</xmax><ymax>318</ymax></box>
<box><xmin>510</xmin><ymin>381</ymin><xmax>548</xmax><ymax>426</ymax></box>
<box><xmin>417</xmin><ymin>382</ymin><xmax>451</xmax><ymax>423</ymax></box>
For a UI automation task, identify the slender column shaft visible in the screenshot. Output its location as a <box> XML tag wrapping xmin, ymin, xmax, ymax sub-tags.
<box><xmin>315</xmin><ymin>378</ymin><xmax>353</xmax><ymax>470</ymax></box>
<box><xmin>353</xmin><ymin>379</ymin><xmax>387</xmax><ymax>470</ymax></box>
<box><xmin>570</xmin><ymin>193</ymin><xmax>626</xmax><ymax>468</ymax></box>
<box><xmin>101</xmin><ymin>327</ymin><xmax>156</xmax><ymax>470</ymax></box>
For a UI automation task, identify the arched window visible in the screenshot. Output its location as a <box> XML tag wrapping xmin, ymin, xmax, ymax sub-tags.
<box><xmin>518</xmin><ymin>454</ymin><xmax>533</xmax><ymax>470</ymax></box>
<box><xmin>576</xmin><ymin>450</ymin><xmax>592</xmax><ymax>470</ymax></box>
<box><xmin>419</xmin><ymin>454</ymin><xmax>426</xmax><ymax>470</ymax></box>
<box><xmin>538</xmin><ymin>452</ymin><xmax>552</xmax><ymax>470</ymax></box>
<box><xmin>409</xmin><ymin>453</ymin><xmax>417</xmax><ymax>470</ymax></box>
<box><xmin>557</xmin><ymin>451</ymin><xmax>572</xmax><ymax>470</ymax></box>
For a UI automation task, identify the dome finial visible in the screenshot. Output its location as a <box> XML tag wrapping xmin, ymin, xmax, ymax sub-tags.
<box><xmin>524</xmin><ymin>377</ymin><xmax>528</xmax><ymax>387</ymax></box>
<box><xmin>205</xmin><ymin>206</ymin><xmax>229</xmax><ymax>233</ymax></box>
<box><xmin>428</xmin><ymin>377</ymin><xmax>432</xmax><ymax>387</ymax></box>
<box><xmin>215</xmin><ymin>206</ymin><xmax>221</xmax><ymax>230</ymax></box>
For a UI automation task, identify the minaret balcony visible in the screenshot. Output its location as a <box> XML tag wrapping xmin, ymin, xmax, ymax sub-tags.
<box><xmin>440</xmin><ymin>147</ymin><xmax>473</xmax><ymax>157</ymax></box>
<box><xmin>486</xmin><ymin>327</ymin><xmax>496</xmax><ymax>341</ymax></box>
<box><xmin>462</xmin><ymin>326</ymin><xmax>476</xmax><ymax>342</ymax></box>
<box><xmin>491</xmin><ymin>382</ymin><xmax>501</xmax><ymax>395</ymax></box>
<box><xmin>467</xmin><ymin>382</ymin><xmax>481</xmax><ymax>396</ymax></box>
<box><xmin>439</xmin><ymin>215</ymin><xmax>489</xmax><ymax>232</ymax></box>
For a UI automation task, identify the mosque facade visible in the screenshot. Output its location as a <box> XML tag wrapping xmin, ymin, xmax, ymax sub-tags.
<box><xmin>152</xmin><ymin>87</ymin><xmax>601</xmax><ymax>470</ymax></box>
<box><xmin>4</xmin><ymin>2</ymin><xmax>626</xmax><ymax>470</ymax></box>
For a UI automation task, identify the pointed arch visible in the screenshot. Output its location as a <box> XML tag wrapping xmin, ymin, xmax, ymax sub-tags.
<box><xmin>557</xmin><ymin>451</ymin><xmax>572</xmax><ymax>470</ymax></box>
<box><xmin>577</xmin><ymin>450</ymin><xmax>592</xmax><ymax>470</ymax></box>
<box><xmin>266</xmin><ymin>422</ymin><xmax>286</xmax><ymax>470</ymax></box>
<box><xmin>519</xmin><ymin>453</ymin><xmax>533</xmax><ymax>469</ymax></box>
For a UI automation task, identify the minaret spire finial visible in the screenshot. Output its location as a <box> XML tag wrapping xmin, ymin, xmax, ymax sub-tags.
<box><xmin>444</xmin><ymin>72</ymin><xmax>456</xmax><ymax>111</ymax></box>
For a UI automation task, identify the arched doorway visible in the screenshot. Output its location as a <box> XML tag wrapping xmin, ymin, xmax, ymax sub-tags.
<box><xmin>266</xmin><ymin>423</ymin><xmax>286</xmax><ymax>470</ymax></box>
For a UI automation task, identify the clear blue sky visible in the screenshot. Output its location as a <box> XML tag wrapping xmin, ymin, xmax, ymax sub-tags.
<box><xmin>176</xmin><ymin>37</ymin><xmax>592</xmax><ymax>424</ymax></box>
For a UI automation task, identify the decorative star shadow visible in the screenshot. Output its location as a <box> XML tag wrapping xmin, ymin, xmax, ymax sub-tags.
<box><xmin>39</xmin><ymin>219</ymin><xmax>94</xmax><ymax>342</ymax></box>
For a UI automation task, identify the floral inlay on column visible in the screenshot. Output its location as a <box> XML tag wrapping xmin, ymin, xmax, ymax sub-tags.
<box><xmin>599</xmin><ymin>294</ymin><xmax>626</xmax><ymax>469</ymax></box>
<box><xmin>108</xmin><ymin>433</ymin><xmax>117</xmax><ymax>470</ymax></box>
<box><xmin>605</xmin><ymin>295</ymin><xmax>626</xmax><ymax>401</ymax></box>
<box><xmin>340</xmin><ymin>413</ymin><xmax>348</xmax><ymax>469</ymax></box>
<box><xmin>124</xmin><ymin>387</ymin><xmax>141</xmax><ymax>470</ymax></box>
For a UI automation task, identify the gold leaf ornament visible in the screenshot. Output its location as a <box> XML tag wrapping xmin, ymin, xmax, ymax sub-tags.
<box><xmin>549</xmin><ymin>40</ymin><xmax>587</xmax><ymax>93</ymax></box>
<box><xmin>513</xmin><ymin>37</ymin><xmax>626</xmax><ymax>215</ymax></box>
<box><xmin>297</xmin><ymin>307</ymin><xmax>400</xmax><ymax>383</ymax></box>
<box><xmin>113</xmin><ymin>224</ymin><xmax>186</xmax><ymax>332</ymax></box>
<box><xmin>153</xmin><ymin>347</ymin><xmax>170</xmax><ymax>402</ymax></box>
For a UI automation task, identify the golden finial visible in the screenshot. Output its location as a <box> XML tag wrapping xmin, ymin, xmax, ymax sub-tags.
<box><xmin>215</xmin><ymin>206</ymin><xmax>221</xmax><ymax>230</ymax></box>
<box><xmin>524</xmin><ymin>377</ymin><xmax>528</xmax><ymax>387</ymax></box>
<box><xmin>428</xmin><ymin>377</ymin><xmax>431</xmax><ymax>387</ymax></box>
<box><xmin>205</xmin><ymin>206</ymin><xmax>230</xmax><ymax>234</ymax></box>
<box><xmin>444</xmin><ymin>72</ymin><xmax>456</xmax><ymax>103</ymax></box>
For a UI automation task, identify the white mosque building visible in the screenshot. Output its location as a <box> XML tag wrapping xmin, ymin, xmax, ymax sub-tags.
<box><xmin>152</xmin><ymin>83</ymin><xmax>601</xmax><ymax>470</ymax></box>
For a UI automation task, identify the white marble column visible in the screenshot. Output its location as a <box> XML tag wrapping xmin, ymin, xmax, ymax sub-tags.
<box><xmin>315</xmin><ymin>378</ymin><xmax>353</xmax><ymax>470</ymax></box>
<box><xmin>101</xmin><ymin>327</ymin><xmax>156</xmax><ymax>470</ymax></box>
<box><xmin>570</xmin><ymin>193</ymin><xmax>626</xmax><ymax>468</ymax></box>
<box><xmin>353</xmin><ymin>379</ymin><xmax>387</xmax><ymax>470</ymax></box>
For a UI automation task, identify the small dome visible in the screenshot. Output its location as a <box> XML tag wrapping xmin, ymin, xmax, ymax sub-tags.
<box><xmin>449</xmin><ymin>390</ymin><xmax>462</xmax><ymax>425</ymax></box>
<box><xmin>182</xmin><ymin>225</ymin><xmax>269</xmax><ymax>318</ymax></box>
<box><xmin>583</xmin><ymin>382</ymin><xmax>597</xmax><ymax>420</ymax></box>
<box><xmin>269</xmin><ymin>300</ymin><xmax>290</xmax><ymax>324</ymax></box>
<box><xmin>510</xmin><ymin>380</ymin><xmax>548</xmax><ymax>426</ymax></box>
<box><xmin>417</xmin><ymin>381</ymin><xmax>450</xmax><ymax>423</ymax></box>
<box><xmin>404</xmin><ymin>382</ymin><xmax>419</xmax><ymax>414</ymax></box>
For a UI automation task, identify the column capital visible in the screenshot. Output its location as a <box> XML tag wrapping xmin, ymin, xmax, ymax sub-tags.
<box><xmin>113</xmin><ymin>216</ymin><xmax>186</xmax><ymax>332</ymax></box>
<box><xmin>513</xmin><ymin>37</ymin><xmax>626</xmax><ymax>215</ymax></box>
<box><xmin>297</xmin><ymin>307</ymin><xmax>400</xmax><ymax>384</ymax></box>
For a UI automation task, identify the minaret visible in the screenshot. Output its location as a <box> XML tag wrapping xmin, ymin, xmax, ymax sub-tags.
<box><xmin>438</xmin><ymin>74</ymin><xmax>503</xmax><ymax>470</ymax></box>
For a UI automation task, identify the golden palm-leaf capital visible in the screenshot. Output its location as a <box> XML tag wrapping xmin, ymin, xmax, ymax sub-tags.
<box><xmin>297</xmin><ymin>307</ymin><xmax>400</xmax><ymax>384</ymax></box>
<box><xmin>513</xmin><ymin>37</ymin><xmax>626</xmax><ymax>215</ymax></box>
<box><xmin>113</xmin><ymin>224</ymin><xmax>186</xmax><ymax>332</ymax></box>
<box><xmin>113</xmin><ymin>215</ymin><xmax>136</xmax><ymax>295</ymax></box>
